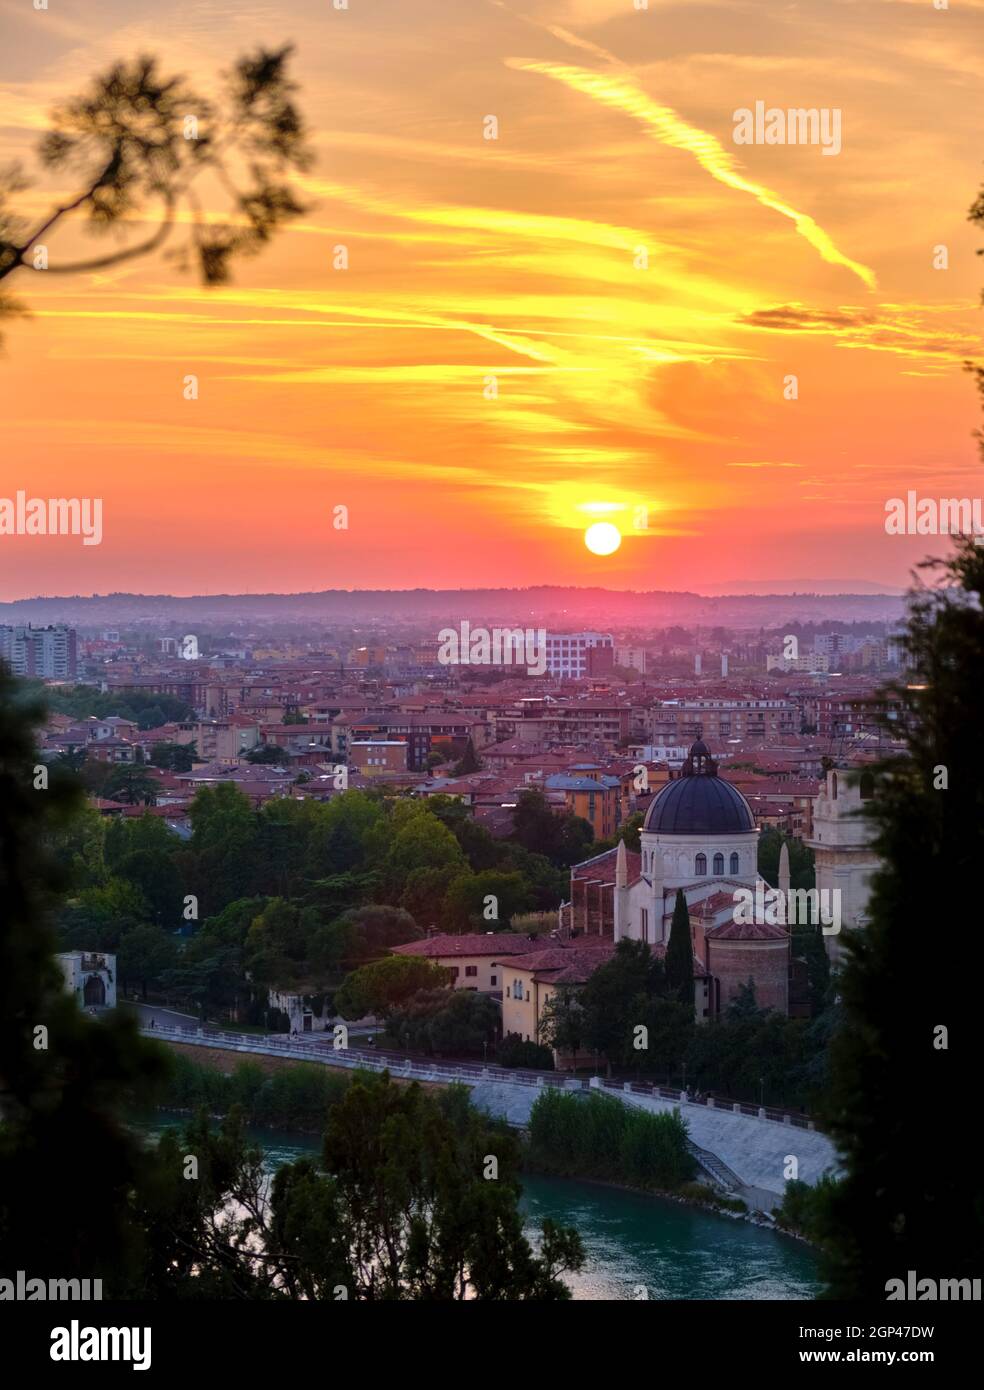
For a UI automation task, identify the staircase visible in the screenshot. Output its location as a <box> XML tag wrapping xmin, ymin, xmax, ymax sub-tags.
<box><xmin>687</xmin><ymin>1141</ymin><xmax>744</xmax><ymax>1194</ymax></box>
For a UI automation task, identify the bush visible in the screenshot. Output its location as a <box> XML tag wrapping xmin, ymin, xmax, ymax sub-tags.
<box><xmin>528</xmin><ymin>1090</ymin><xmax>695</xmax><ymax>1191</ymax></box>
<box><xmin>775</xmin><ymin>1174</ymin><xmax>839</xmax><ymax>1243</ymax></box>
<box><xmin>155</xmin><ymin>1055</ymin><xmax>350</xmax><ymax>1132</ymax></box>
<box><xmin>497</xmin><ymin>1033</ymin><xmax>554</xmax><ymax>1070</ymax></box>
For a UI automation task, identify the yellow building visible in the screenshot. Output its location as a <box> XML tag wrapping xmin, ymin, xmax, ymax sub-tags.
<box><xmin>497</xmin><ymin>940</ymin><xmax>616</xmax><ymax>1052</ymax></box>
<box><xmin>544</xmin><ymin>773</ymin><xmax>621</xmax><ymax>840</ymax></box>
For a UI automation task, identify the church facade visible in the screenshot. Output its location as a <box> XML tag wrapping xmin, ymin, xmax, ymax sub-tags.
<box><xmin>569</xmin><ymin>734</ymin><xmax>792</xmax><ymax>1017</ymax></box>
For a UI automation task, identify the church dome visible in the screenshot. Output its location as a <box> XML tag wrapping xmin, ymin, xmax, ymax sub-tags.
<box><xmin>643</xmin><ymin>771</ymin><xmax>755</xmax><ymax>836</ymax></box>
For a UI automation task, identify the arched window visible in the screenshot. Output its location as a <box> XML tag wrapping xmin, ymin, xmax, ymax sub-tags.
<box><xmin>695</xmin><ymin>853</ymin><xmax>707</xmax><ymax>875</ymax></box>
<box><xmin>730</xmin><ymin>852</ymin><xmax>740</xmax><ymax>875</ymax></box>
<box><xmin>712</xmin><ymin>853</ymin><xmax>724</xmax><ymax>875</ymax></box>
<box><xmin>859</xmin><ymin>772</ymin><xmax>874</xmax><ymax>800</ymax></box>
<box><xmin>830</xmin><ymin>772</ymin><xmax>838</xmax><ymax>800</ymax></box>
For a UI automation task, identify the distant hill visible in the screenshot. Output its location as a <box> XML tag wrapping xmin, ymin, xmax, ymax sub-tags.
<box><xmin>0</xmin><ymin>585</ymin><xmax>908</xmax><ymax>628</ymax></box>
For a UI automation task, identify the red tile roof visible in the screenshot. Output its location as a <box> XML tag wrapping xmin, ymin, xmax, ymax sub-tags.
<box><xmin>391</xmin><ymin>933</ymin><xmax>534</xmax><ymax>959</ymax></box>
<box><xmin>571</xmin><ymin>845</ymin><xmax>641</xmax><ymax>883</ymax></box>
<box><xmin>705</xmin><ymin>920</ymin><xmax>789</xmax><ymax>941</ymax></box>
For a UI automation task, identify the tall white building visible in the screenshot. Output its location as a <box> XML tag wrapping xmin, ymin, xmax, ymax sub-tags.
<box><xmin>806</xmin><ymin>765</ymin><xmax>880</xmax><ymax>964</ymax></box>
<box><xmin>0</xmin><ymin>624</ymin><xmax>77</xmax><ymax>679</ymax></box>
<box><xmin>543</xmin><ymin>631</ymin><xmax>613</xmax><ymax>678</ymax></box>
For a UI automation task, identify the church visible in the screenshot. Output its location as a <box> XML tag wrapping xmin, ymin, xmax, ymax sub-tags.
<box><xmin>568</xmin><ymin>732</ymin><xmax>794</xmax><ymax>1017</ymax></box>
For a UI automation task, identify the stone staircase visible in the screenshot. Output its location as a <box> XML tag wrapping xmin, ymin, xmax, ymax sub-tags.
<box><xmin>687</xmin><ymin>1141</ymin><xmax>744</xmax><ymax>1193</ymax></box>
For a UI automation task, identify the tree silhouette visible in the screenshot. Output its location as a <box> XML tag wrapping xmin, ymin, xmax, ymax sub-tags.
<box><xmin>0</xmin><ymin>46</ymin><xmax>311</xmax><ymax>347</ymax></box>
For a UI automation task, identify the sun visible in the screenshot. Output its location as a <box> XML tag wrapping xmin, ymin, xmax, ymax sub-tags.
<box><xmin>584</xmin><ymin>521</ymin><xmax>622</xmax><ymax>556</ymax></box>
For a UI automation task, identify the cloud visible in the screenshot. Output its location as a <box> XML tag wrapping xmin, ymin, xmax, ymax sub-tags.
<box><xmin>738</xmin><ymin>302</ymin><xmax>980</xmax><ymax>362</ymax></box>
<box><xmin>506</xmin><ymin>59</ymin><xmax>878</xmax><ymax>288</ymax></box>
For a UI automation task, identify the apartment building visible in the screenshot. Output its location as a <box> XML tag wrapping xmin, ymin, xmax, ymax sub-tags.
<box><xmin>0</xmin><ymin>623</ymin><xmax>77</xmax><ymax>679</ymax></box>
<box><xmin>645</xmin><ymin>699</ymin><xmax>798</xmax><ymax>743</ymax></box>
<box><xmin>543</xmin><ymin>632</ymin><xmax>614</xmax><ymax>679</ymax></box>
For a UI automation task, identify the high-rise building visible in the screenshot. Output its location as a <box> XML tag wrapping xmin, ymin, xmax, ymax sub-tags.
<box><xmin>0</xmin><ymin>624</ymin><xmax>78</xmax><ymax>679</ymax></box>
<box><xmin>543</xmin><ymin>631</ymin><xmax>613</xmax><ymax>679</ymax></box>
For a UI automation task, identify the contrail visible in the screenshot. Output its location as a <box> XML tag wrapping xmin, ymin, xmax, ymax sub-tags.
<box><xmin>508</xmin><ymin>59</ymin><xmax>877</xmax><ymax>290</ymax></box>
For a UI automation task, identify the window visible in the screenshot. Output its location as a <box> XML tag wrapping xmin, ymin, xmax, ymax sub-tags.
<box><xmin>695</xmin><ymin>853</ymin><xmax>707</xmax><ymax>875</ymax></box>
<box><xmin>859</xmin><ymin>771</ymin><xmax>874</xmax><ymax>800</ymax></box>
<box><xmin>490</xmin><ymin>975</ymin><xmax>497</xmax><ymax>987</ymax></box>
<box><xmin>713</xmin><ymin>853</ymin><xmax>724</xmax><ymax>875</ymax></box>
<box><xmin>730</xmin><ymin>852</ymin><xmax>740</xmax><ymax>875</ymax></box>
<box><xmin>640</xmin><ymin>908</ymin><xmax>648</xmax><ymax>937</ymax></box>
<box><xmin>465</xmin><ymin>965</ymin><xmax>477</xmax><ymax>977</ymax></box>
<box><xmin>448</xmin><ymin>966</ymin><xmax>459</xmax><ymax>979</ymax></box>
<box><xmin>831</xmin><ymin>772</ymin><xmax>838</xmax><ymax>800</ymax></box>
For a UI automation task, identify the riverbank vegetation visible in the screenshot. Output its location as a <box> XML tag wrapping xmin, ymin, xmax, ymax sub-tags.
<box><xmin>527</xmin><ymin>1088</ymin><xmax>696</xmax><ymax>1192</ymax></box>
<box><xmin>159</xmin><ymin>1053</ymin><xmax>351</xmax><ymax>1131</ymax></box>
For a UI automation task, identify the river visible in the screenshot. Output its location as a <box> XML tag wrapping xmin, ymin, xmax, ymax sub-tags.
<box><xmin>140</xmin><ymin>1115</ymin><xmax>821</xmax><ymax>1300</ymax></box>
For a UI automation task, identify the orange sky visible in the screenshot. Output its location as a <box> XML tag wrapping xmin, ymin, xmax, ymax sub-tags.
<box><xmin>0</xmin><ymin>0</ymin><xmax>981</xmax><ymax>600</ymax></box>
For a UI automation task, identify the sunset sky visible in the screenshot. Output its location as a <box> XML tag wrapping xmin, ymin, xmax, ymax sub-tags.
<box><xmin>0</xmin><ymin>0</ymin><xmax>981</xmax><ymax>600</ymax></box>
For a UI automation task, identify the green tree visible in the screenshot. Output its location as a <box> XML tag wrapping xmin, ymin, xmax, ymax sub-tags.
<box><xmin>149</xmin><ymin>740</ymin><xmax>197</xmax><ymax>772</ymax></box>
<box><xmin>333</xmin><ymin>956</ymin><xmax>450</xmax><ymax>1021</ymax></box>
<box><xmin>443</xmin><ymin>868</ymin><xmax>531</xmax><ymax>932</ymax></box>
<box><xmin>1</xmin><ymin>48</ymin><xmax>312</xmax><ymax>348</ymax></box>
<box><xmin>665</xmin><ymin>889</ymin><xmax>694</xmax><ymax>1007</ymax></box>
<box><xmin>246</xmin><ymin>744</ymin><xmax>287</xmax><ymax>764</ymax></box>
<box><xmin>388</xmin><ymin>988</ymin><xmax>499</xmax><ymax>1056</ymax></box>
<box><xmin>538</xmin><ymin>985</ymin><xmax>585</xmax><ymax>1060</ymax></box>
<box><xmin>452</xmin><ymin>737</ymin><xmax>482</xmax><ymax>775</ymax></box>
<box><xmin>118</xmin><ymin>923</ymin><xmax>179</xmax><ymax>999</ymax></box>
<box><xmin>306</xmin><ymin>1074</ymin><xmax>584</xmax><ymax>1298</ymax></box>
<box><xmin>578</xmin><ymin>939</ymin><xmax>667</xmax><ymax>1074</ymax></box>
<box><xmin>102</xmin><ymin>764</ymin><xmax>159</xmax><ymax>805</ymax></box>
<box><xmin>758</xmin><ymin>827</ymin><xmax>815</xmax><ymax>891</ymax></box>
<box><xmin>116</xmin><ymin>845</ymin><xmax>183</xmax><ymax>925</ymax></box>
<box><xmin>332</xmin><ymin>904</ymin><xmax>422</xmax><ymax>964</ymax></box>
<box><xmin>726</xmin><ymin>979</ymin><xmax>762</xmax><ymax>1020</ymax></box>
<box><xmin>188</xmin><ymin>782</ymin><xmax>259</xmax><ymax>913</ymax></box>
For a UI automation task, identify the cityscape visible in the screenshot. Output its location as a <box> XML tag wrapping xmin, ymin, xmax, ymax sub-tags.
<box><xmin>0</xmin><ymin>0</ymin><xmax>980</xmax><ymax>1365</ymax></box>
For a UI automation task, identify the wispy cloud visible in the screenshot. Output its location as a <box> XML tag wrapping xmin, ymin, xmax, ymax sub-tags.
<box><xmin>506</xmin><ymin>59</ymin><xmax>878</xmax><ymax>289</ymax></box>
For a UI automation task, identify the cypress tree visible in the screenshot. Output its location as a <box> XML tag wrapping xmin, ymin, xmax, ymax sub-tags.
<box><xmin>665</xmin><ymin>888</ymin><xmax>694</xmax><ymax>1008</ymax></box>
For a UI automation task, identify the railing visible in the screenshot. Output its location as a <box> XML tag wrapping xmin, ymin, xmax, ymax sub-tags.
<box><xmin>142</xmin><ymin>1024</ymin><xmax>815</xmax><ymax>1129</ymax></box>
<box><xmin>597</xmin><ymin>1076</ymin><xmax>814</xmax><ymax>1131</ymax></box>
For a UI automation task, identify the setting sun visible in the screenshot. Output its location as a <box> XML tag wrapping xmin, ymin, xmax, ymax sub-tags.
<box><xmin>584</xmin><ymin>522</ymin><xmax>622</xmax><ymax>557</ymax></box>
